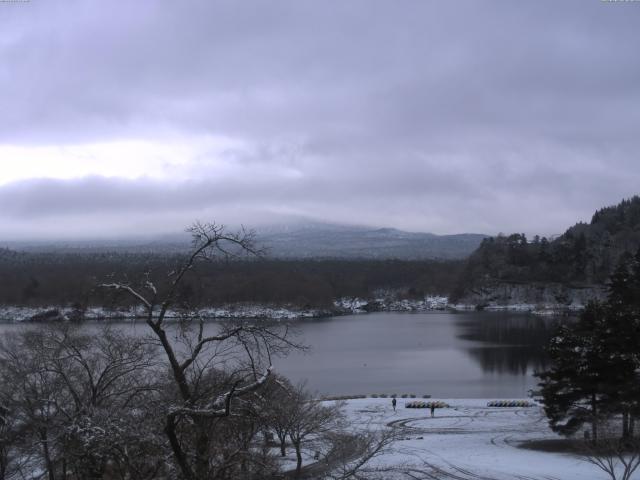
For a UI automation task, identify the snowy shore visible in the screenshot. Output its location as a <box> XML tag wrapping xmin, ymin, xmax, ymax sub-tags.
<box><xmin>0</xmin><ymin>304</ymin><xmax>333</xmax><ymax>322</ymax></box>
<box><xmin>0</xmin><ymin>295</ymin><xmax>583</xmax><ymax>322</ymax></box>
<box><xmin>337</xmin><ymin>397</ymin><xmax>609</xmax><ymax>480</ymax></box>
<box><xmin>337</xmin><ymin>296</ymin><xmax>584</xmax><ymax>316</ymax></box>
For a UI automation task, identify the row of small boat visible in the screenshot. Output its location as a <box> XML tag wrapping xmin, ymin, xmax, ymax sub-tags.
<box><xmin>405</xmin><ymin>401</ymin><xmax>449</xmax><ymax>409</ymax></box>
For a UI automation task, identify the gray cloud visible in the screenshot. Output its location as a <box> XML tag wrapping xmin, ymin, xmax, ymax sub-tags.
<box><xmin>0</xmin><ymin>0</ymin><xmax>639</xmax><ymax>239</ymax></box>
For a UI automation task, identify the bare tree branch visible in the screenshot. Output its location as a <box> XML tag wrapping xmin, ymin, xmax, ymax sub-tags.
<box><xmin>99</xmin><ymin>282</ymin><xmax>153</xmax><ymax>311</ymax></box>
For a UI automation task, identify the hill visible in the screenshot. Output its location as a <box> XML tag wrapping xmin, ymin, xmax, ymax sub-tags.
<box><xmin>257</xmin><ymin>223</ymin><xmax>486</xmax><ymax>260</ymax></box>
<box><xmin>451</xmin><ymin>196</ymin><xmax>640</xmax><ymax>307</ymax></box>
<box><xmin>5</xmin><ymin>222</ymin><xmax>487</xmax><ymax>260</ymax></box>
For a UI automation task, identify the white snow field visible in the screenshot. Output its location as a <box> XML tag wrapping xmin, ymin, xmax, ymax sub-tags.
<box><xmin>338</xmin><ymin>398</ymin><xmax>620</xmax><ymax>480</ymax></box>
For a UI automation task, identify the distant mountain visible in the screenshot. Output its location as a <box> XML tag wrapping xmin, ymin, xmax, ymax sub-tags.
<box><xmin>257</xmin><ymin>222</ymin><xmax>487</xmax><ymax>260</ymax></box>
<box><xmin>3</xmin><ymin>222</ymin><xmax>487</xmax><ymax>260</ymax></box>
<box><xmin>452</xmin><ymin>196</ymin><xmax>640</xmax><ymax>305</ymax></box>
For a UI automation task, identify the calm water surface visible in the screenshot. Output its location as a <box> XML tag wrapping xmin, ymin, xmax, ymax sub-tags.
<box><xmin>278</xmin><ymin>311</ymin><xmax>559</xmax><ymax>398</ymax></box>
<box><xmin>0</xmin><ymin>311</ymin><xmax>562</xmax><ymax>398</ymax></box>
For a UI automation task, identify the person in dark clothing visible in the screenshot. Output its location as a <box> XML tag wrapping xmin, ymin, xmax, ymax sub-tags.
<box><xmin>430</xmin><ymin>404</ymin><xmax>435</xmax><ymax>417</ymax></box>
<box><xmin>392</xmin><ymin>397</ymin><xmax>397</xmax><ymax>411</ymax></box>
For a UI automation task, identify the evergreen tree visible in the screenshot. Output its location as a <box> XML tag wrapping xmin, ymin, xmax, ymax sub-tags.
<box><xmin>608</xmin><ymin>252</ymin><xmax>636</xmax><ymax>308</ymax></box>
<box><xmin>602</xmin><ymin>249</ymin><xmax>640</xmax><ymax>438</ymax></box>
<box><xmin>538</xmin><ymin>248</ymin><xmax>640</xmax><ymax>442</ymax></box>
<box><xmin>537</xmin><ymin>302</ymin><xmax>610</xmax><ymax>441</ymax></box>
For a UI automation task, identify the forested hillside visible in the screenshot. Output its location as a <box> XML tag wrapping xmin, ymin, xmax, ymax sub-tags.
<box><xmin>0</xmin><ymin>248</ymin><xmax>462</xmax><ymax>310</ymax></box>
<box><xmin>452</xmin><ymin>196</ymin><xmax>640</xmax><ymax>303</ymax></box>
<box><xmin>5</xmin><ymin>197</ymin><xmax>639</xmax><ymax>312</ymax></box>
<box><xmin>258</xmin><ymin>224</ymin><xmax>486</xmax><ymax>259</ymax></box>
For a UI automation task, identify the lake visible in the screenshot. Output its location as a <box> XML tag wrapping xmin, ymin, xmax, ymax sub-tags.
<box><xmin>278</xmin><ymin>311</ymin><xmax>560</xmax><ymax>398</ymax></box>
<box><xmin>0</xmin><ymin>311</ymin><xmax>562</xmax><ymax>398</ymax></box>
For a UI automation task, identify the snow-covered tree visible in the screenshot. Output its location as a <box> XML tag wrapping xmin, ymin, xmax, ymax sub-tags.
<box><xmin>0</xmin><ymin>325</ymin><xmax>163</xmax><ymax>479</ymax></box>
<box><xmin>285</xmin><ymin>384</ymin><xmax>343</xmax><ymax>477</ymax></box>
<box><xmin>101</xmin><ymin>222</ymin><xmax>301</xmax><ymax>480</ymax></box>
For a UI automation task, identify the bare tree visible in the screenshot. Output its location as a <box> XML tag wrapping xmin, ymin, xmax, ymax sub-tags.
<box><xmin>322</xmin><ymin>427</ymin><xmax>400</xmax><ymax>480</ymax></box>
<box><xmin>286</xmin><ymin>384</ymin><xmax>343</xmax><ymax>478</ymax></box>
<box><xmin>261</xmin><ymin>378</ymin><xmax>401</xmax><ymax>479</ymax></box>
<box><xmin>261</xmin><ymin>374</ymin><xmax>296</xmax><ymax>457</ymax></box>
<box><xmin>0</xmin><ymin>324</ymin><xmax>162</xmax><ymax>480</ymax></box>
<box><xmin>0</xmin><ymin>222</ymin><xmax>398</xmax><ymax>480</ymax></box>
<box><xmin>583</xmin><ymin>438</ymin><xmax>640</xmax><ymax>480</ymax></box>
<box><xmin>0</xmin><ymin>400</ymin><xmax>30</xmax><ymax>480</ymax></box>
<box><xmin>101</xmin><ymin>222</ymin><xmax>300</xmax><ymax>480</ymax></box>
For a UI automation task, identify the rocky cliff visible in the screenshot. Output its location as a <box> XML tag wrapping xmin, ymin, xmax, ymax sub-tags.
<box><xmin>452</xmin><ymin>281</ymin><xmax>607</xmax><ymax>312</ymax></box>
<box><xmin>452</xmin><ymin>196</ymin><xmax>640</xmax><ymax>310</ymax></box>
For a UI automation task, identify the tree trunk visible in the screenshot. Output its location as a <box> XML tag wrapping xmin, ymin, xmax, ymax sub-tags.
<box><xmin>39</xmin><ymin>429</ymin><xmax>56</xmax><ymax>480</ymax></box>
<box><xmin>591</xmin><ymin>393</ymin><xmax>598</xmax><ymax>444</ymax></box>
<box><xmin>0</xmin><ymin>446</ymin><xmax>7</xmax><ymax>480</ymax></box>
<box><xmin>623</xmin><ymin>411</ymin><xmax>630</xmax><ymax>439</ymax></box>
<box><xmin>195</xmin><ymin>429</ymin><xmax>210</xmax><ymax>479</ymax></box>
<box><xmin>240</xmin><ymin>422</ymin><xmax>255</xmax><ymax>474</ymax></box>
<box><xmin>292</xmin><ymin>438</ymin><xmax>303</xmax><ymax>477</ymax></box>
<box><xmin>630</xmin><ymin>416</ymin><xmax>636</xmax><ymax>438</ymax></box>
<box><xmin>280</xmin><ymin>437</ymin><xmax>287</xmax><ymax>457</ymax></box>
<box><xmin>149</xmin><ymin>323</ymin><xmax>192</xmax><ymax>401</ymax></box>
<box><xmin>165</xmin><ymin>415</ymin><xmax>195</xmax><ymax>480</ymax></box>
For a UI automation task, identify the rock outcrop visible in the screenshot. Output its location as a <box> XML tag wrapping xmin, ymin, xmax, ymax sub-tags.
<box><xmin>452</xmin><ymin>281</ymin><xmax>606</xmax><ymax>312</ymax></box>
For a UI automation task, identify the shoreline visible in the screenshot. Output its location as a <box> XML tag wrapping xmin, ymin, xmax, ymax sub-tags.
<box><xmin>0</xmin><ymin>296</ymin><xmax>584</xmax><ymax>322</ymax></box>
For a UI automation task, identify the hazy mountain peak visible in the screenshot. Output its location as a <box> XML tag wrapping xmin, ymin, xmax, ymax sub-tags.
<box><xmin>4</xmin><ymin>221</ymin><xmax>487</xmax><ymax>260</ymax></box>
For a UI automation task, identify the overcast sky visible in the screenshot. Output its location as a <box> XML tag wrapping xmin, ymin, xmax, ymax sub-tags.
<box><xmin>1</xmin><ymin>0</ymin><xmax>639</xmax><ymax>240</ymax></box>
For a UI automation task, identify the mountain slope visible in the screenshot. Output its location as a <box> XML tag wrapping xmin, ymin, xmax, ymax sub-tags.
<box><xmin>451</xmin><ymin>196</ymin><xmax>640</xmax><ymax>306</ymax></box>
<box><xmin>5</xmin><ymin>222</ymin><xmax>487</xmax><ymax>260</ymax></box>
<box><xmin>257</xmin><ymin>223</ymin><xmax>486</xmax><ymax>259</ymax></box>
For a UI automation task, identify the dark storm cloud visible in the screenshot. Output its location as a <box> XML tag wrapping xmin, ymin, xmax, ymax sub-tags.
<box><xmin>0</xmin><ymin>0</ymin><xmax>639</xmax><ymax>238</ymax></box>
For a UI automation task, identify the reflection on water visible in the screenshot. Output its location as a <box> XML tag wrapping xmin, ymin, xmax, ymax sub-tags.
<box><xmin>464</xmin><ymin>346</ymin><xmax>545</xmax><ymax>376</ymax></box>
<box><xmin>274</xmin><ymin>311</ymin><xmax>568</xmax><ymax>397</ymax></box>
<box><xmin>454</xmin><ymin>313</ymin><xmax>562</xmax><ymax>376</ymax></box>
<box><xmin>0</xmin><ymin>311</ymin><xmax>568</xmax><ymax>398</ymax></box>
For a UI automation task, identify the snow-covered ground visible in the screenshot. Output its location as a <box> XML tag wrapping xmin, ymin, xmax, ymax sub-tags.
<box><xmin>0</xmin><ymin>296</ymin><xmax>450</xmax><ymax>322</ymax></box>
<box><xmin>335</xmin><ymin>297</ymin><xmax>584</xmax><ymax>316</ymax></box>
<box><xmin>337</xmin><ymin>397</ymin><xmax>614</xmax><ymax>480</ymax></box>
<box><xmin>334</xmin><ymin>296</ymin><xmax>450</xmax><ymax>313</ymax></box>
<box><xmin>448</xmin><ymin>302</ymin><xmax>586</xmax><ymax>315</ymax></box>
<box><xmin>0</xmin><ymin>304</ymin><xmax>333</xmax><ymax>322</ymax></box>
<box><xmin>0</xmin><ymin>295</ymin><xmax>586</xmax><ymax>322</ymax></box>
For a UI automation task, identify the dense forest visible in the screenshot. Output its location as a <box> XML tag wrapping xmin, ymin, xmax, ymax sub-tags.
<box><xmin>452</xmin><ymin>196</ymin><xmax>640</xmax><ymax>301</ymax></box>
<box><xmin>0</xmin><ymin>249</ymin><xmax>463</xmax><ymax>310</ymax></box>
<box><xmin>4</xmin><ymin>196</ymin><xmax>640</xmax><ymax>311</ymax></box>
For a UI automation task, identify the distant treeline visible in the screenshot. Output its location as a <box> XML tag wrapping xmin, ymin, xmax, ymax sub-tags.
<box><xmin>0</xmin><ymin>249</ymin><xmax>463</xmax><ymax>308</ymax></box>
<box><xmin>452</xmin><ymin>196</ymin><xmax>640</xmax><ymax>300</ymax></box>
